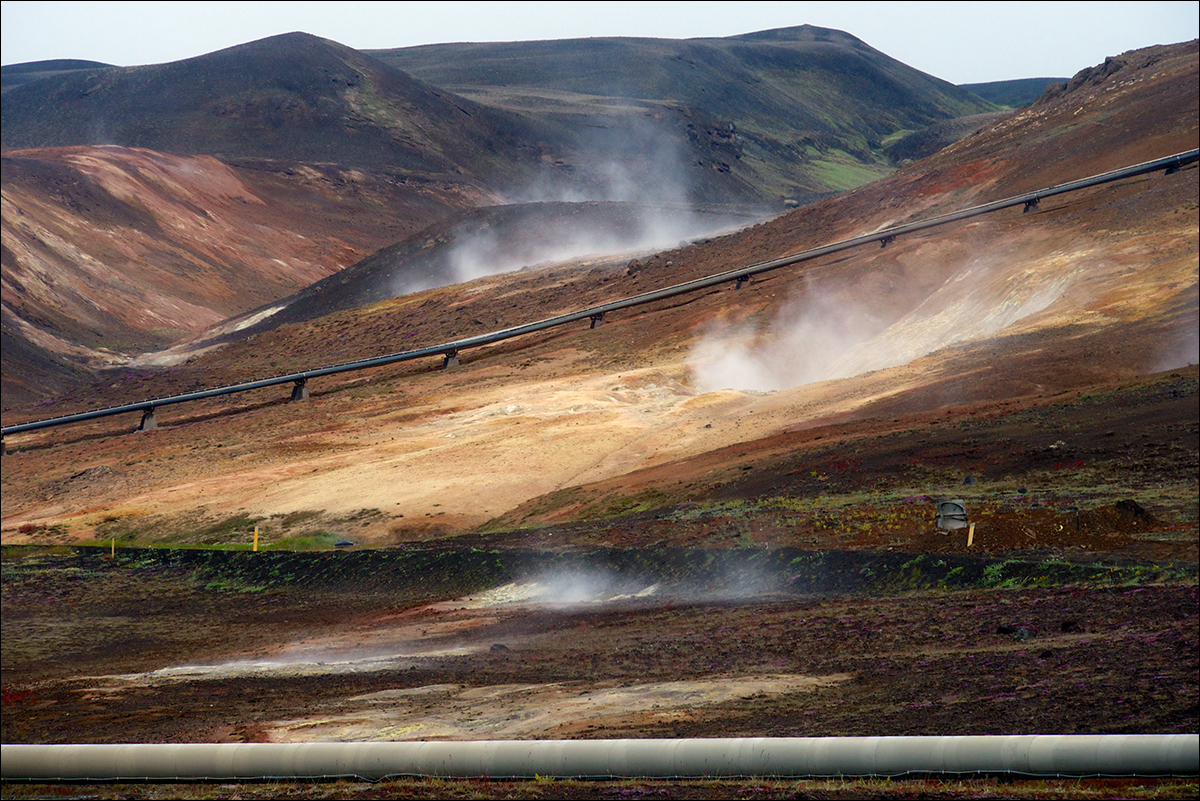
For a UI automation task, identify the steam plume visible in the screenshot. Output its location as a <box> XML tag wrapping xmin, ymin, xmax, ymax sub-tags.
<box><xmin>691</xmin><ymin>265</ymin><xmax>1074</xmax><ymax>393</ymax></box>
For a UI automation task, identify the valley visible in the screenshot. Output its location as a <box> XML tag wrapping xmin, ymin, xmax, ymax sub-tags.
<box><xmin>1</xmin><ymin>25</ymin><xmax>1197</xmax><ymax>801</ymax></box>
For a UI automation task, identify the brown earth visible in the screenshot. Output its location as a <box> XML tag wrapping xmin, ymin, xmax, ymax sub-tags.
<box><xmin>4</xmin><ymin>549</ymin><xmax>1197</xmax><ymax>745</ymax></box>
<box><xmin>2</xmin><ymin>545</ymin><xmax>1196</xmax><ymax>800</ymax></box>
<box><xmin>1</xmin><ymin>41</ymin><xmax>1197</xmax><ymax>801</ymax></box>
<box><xmin>0</xmin><ymin>144</ymin><xmax>496</xmax><ymax>403</ymax></box>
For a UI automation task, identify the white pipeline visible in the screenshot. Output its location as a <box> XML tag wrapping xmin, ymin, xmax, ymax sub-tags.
<box><xmin>3</xmin><ymin>736</ymin><xmax>1197</xmax><ymax>781</ymax></box>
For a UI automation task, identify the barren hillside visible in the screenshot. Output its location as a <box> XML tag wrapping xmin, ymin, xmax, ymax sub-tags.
<box><xmin>1</xmin><ymin>42</ymin><xmax>1197</xmax><ymax>801</ymax></box>
<box><xmin>14</xmin><ymin>24</ymin><xmax>997</xmax><ymax>405</ymax></box>
<box><xmin>0</xmin><ymin>145</ymin><xmax>496</xmax><ymax>403</ymax></box>
<box><xmin>1</xmin><ymin>40</ymin><xmax>1195</xmax><ymax>553</ymax></box>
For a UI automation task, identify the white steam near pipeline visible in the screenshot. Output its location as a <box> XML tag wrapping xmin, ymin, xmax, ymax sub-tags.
<box><xmin>393</xmin><ymin>114</ymin><xmax>756</xmax><ymax>295</ymax></box>
<box><xmin>691</xmin><ymin>264</ymin><xmax>1075</xmax><ymax>393</ymax></box>
<box><xmin>1151</xmin><ymin>312</ymin><xmax>1199</xmax><ymax>372</ymax></box>
<box><xmin>472</xmin><ymin>565</ymin><xmax>783</xmax><ymax>607</ymax></box>
<box><xmin>133</xmin><ymin>566</ymin><xmax>788</xmax><ymax>680</ymax></box>
<box><xmin>445</xmin><ymin>208</ymin><xmax>745</xmax><ymax>286</ymax></box>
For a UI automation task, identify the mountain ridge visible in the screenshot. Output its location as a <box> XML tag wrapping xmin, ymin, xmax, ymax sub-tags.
<box><xmin>369</xmin><ymin>24</ymin><xmax>998</xmax><ymax>199</ymax></box>
<box><xmin>0</xmin><ymin>32</ymin><xmax>559</xmax><ymax>182</ymax></box>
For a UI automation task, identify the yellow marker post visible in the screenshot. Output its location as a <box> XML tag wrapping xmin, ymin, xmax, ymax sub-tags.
<box><xmin>967</xmin><ymin>523</ymin><xmax>975</xmax><ymax>548</ymax></box>
<box><xmin>253</xmin><ymin>526</ymin><xmax>259</xmax><ymax>552</ymax></box>
<box><xmin>111</xmin><ymin>538</ymin><xmax>115</xmax><ymax>559</ymax></box>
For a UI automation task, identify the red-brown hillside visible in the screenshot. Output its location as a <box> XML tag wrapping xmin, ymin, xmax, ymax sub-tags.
<box><xmin>0</xmin><ymin>145</ymin><xmax>500</xmax><ymax>403</ymax></box>
<box><xmin>1</xmin><ymin>41</ymin><xmax>1195</xmax><ymax>556</ymax></box>
<box><xmin>1</xmin><ymin>46</ymin><xmax>1197</xmax><ymax>793</ymax></box>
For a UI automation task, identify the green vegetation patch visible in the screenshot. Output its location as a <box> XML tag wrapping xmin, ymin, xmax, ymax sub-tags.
<box><xmin>578</xmin><ymin>488</ymin><xmax>678</xmax><ymax>520</ymax></box>
<box><xmin>807</xmin><ymin>157</ymin><xmax>892</xmax><ymax>191</ymax></box>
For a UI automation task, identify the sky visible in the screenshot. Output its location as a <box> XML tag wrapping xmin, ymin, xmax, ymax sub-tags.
<box><xmin>1</xmin><ymin>1</ymin><xmax>1197</xmax><ymax>85</ymax></box>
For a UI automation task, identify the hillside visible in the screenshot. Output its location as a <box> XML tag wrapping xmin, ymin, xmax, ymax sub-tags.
<box><xmin>1</xmin><ymin>41</ymin><xmax>1197</xmax><ymax>790</ymax></box>
<box><xmin>370</xmin><ymin>25</ymin><xmax>999</xmax><ymax>201</ymax></box>
<box><xmin>2</xmin><ymin>39</ymin><xmax>1195</xmax><ymax>552</ymax></box>
<box><xmin>2</xmin><ymin>30</ymin><xmax>1199</xmax><ymax>800</ymax></box>
<box><xmin>2</xmin><ymin>26</ymin><xmax>1000</xmax><ymax>208</ymax></box>
<box><xmin>0</xmin><ymin>32</ymin><xmax>589</xmax><ymax>406</ymax></box>
<box><xmin>228</xmin><ymin>200</ymin><xmax>764</xmax><ymax>336</ymax></box>
<box><xmin>0</xmin><ymin>59</ymin><xmax>115</xmax><ymax>93</ymax></box>
<box><xmin>958</xmin><ymin>77</ymin><xmax>1066</xmax><ymax>108</ymax></box>
<box><xmin>2</xmin><ymin>25</ymin><xmax>1002</xmax><ymax>405</ymax></box>
<box><xmin>0</xmin><ymin>32</ymin><xmax>559</xmax><ymax>182</ymax></box>
<box><xmin>0</xmin><ymin>145</ymin><xmax>497</xmax><ymax>405</ymax></box>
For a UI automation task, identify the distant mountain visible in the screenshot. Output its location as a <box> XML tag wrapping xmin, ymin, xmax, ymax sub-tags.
<box><xmin>0</xmin><ymin>33</ymin><xmax>560</xmax><ymax>185</ymax></box>
<box><xmin>959</xmin><ymin>77</ymin><xmax>1067</xmax><ymax>108</ymax></box>
<box><xmin>369</xmin><ymin>25</ymin><xmax>1000</xmax><ymax>201</ymax></box>
<box><xmin>1</xmin><ymin>59</ymin><xmax>115</xmax><ymax>93</ymax></box>
<box><xmin>2</xmin><ymin>27</ymin><xmax>1001</xmax><ymax>207</ymax></box>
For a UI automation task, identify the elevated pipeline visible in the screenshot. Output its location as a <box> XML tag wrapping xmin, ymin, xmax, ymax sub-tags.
<box><xmin>2</xmin><ymin>149</ymin><xmax>1197</xmax><ymax>441</ymax></box>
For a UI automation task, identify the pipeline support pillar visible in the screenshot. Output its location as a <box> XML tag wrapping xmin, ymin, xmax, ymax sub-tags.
<box><xmin>290</xmin><ymin>379</ymin><xmax>309</xmax><ymax>402</ymax></box>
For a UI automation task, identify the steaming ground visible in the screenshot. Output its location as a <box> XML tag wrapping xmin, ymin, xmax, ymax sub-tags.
<box><xmin>690</xmin><ymin>245</ymin><xmax>1079</xmax><ymax>393</ymax></box>
<box><xmin>107</xmin><ymin>571</ymin><xmax>754</xmax><ymax>683</ymax></box>
<box><xmin>82</xmin><ymin>573</ymin><xmax>844</xmax><ymax>742</ymax></box>
<box><xmin>210</xmin><ymin>199</ymin><xmax>766</xmax><ymax>342</ymax></box>
<box><xmin>4</xmin><ymin>224</ymin><xmax>1196</xmax><ymax>547</ymax></box>
<box><xmin>437</xmin><ymin>204</ymin><xmax>754</xmax><ymax>290</ymax></box>
<box><xmin>2</xmin><ymin>123</ymin><xmax>1196</xmax><ymax>546</ymax></box>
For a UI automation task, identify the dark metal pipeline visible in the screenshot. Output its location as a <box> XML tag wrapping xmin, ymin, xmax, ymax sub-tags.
<box><xmin>3</xmin><ymin>148</ymin><xmax>1196</xmax><ymax>439</ymax></box>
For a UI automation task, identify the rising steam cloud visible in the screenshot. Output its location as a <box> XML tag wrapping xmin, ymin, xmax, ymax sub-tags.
<box><xmin>389</xmin><ymin>113</ymin><xmax>757</xmax><ymax>297</ymax></box>
<box><xmin>445</xmin><ymin>206</ymin><xmax>745</xmax><ymax>286</ymax></box>
<box><xmin>690</xmin><ymin>287</ymin><xmax>884</xmax><ymax>392</ymax></box>
<box><xmin>517</xmin><ymin>112</ymin><xmax>695</xmax><ymax>206</ymax></box>
<box><xmin>691</xmin><ymin>265</ymin><xmax>1075</xmax><ymax>393</ymax></box>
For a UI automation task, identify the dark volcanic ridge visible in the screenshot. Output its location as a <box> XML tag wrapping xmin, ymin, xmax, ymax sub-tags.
<box><xmin>0</xmin><ymin>32</ymin><xmax>558</xmax><ymax>182</ymax></box>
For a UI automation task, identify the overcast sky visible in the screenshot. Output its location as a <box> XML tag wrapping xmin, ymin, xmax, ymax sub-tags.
<box><xmin>2</xmin><ymin>1</ymin><xmax>1197</xmax><ymax>84</ymax></box>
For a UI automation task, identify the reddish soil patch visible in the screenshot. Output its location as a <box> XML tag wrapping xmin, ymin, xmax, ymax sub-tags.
<box><xmin>2</xmin><ymin>547</ymin><xmax>1196</xmax><ymax>799</ymax></box>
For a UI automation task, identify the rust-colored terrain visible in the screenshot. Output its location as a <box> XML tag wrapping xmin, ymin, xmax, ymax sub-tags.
<box><xmin>0</xmin><ymin>145</ymin><xmax>499</xmax><ymax>402</ymax></box>
<box><xmin>1</xmin><ymin>36</ymin><xmax>1198</xmax><ymax>801</ymax></box>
